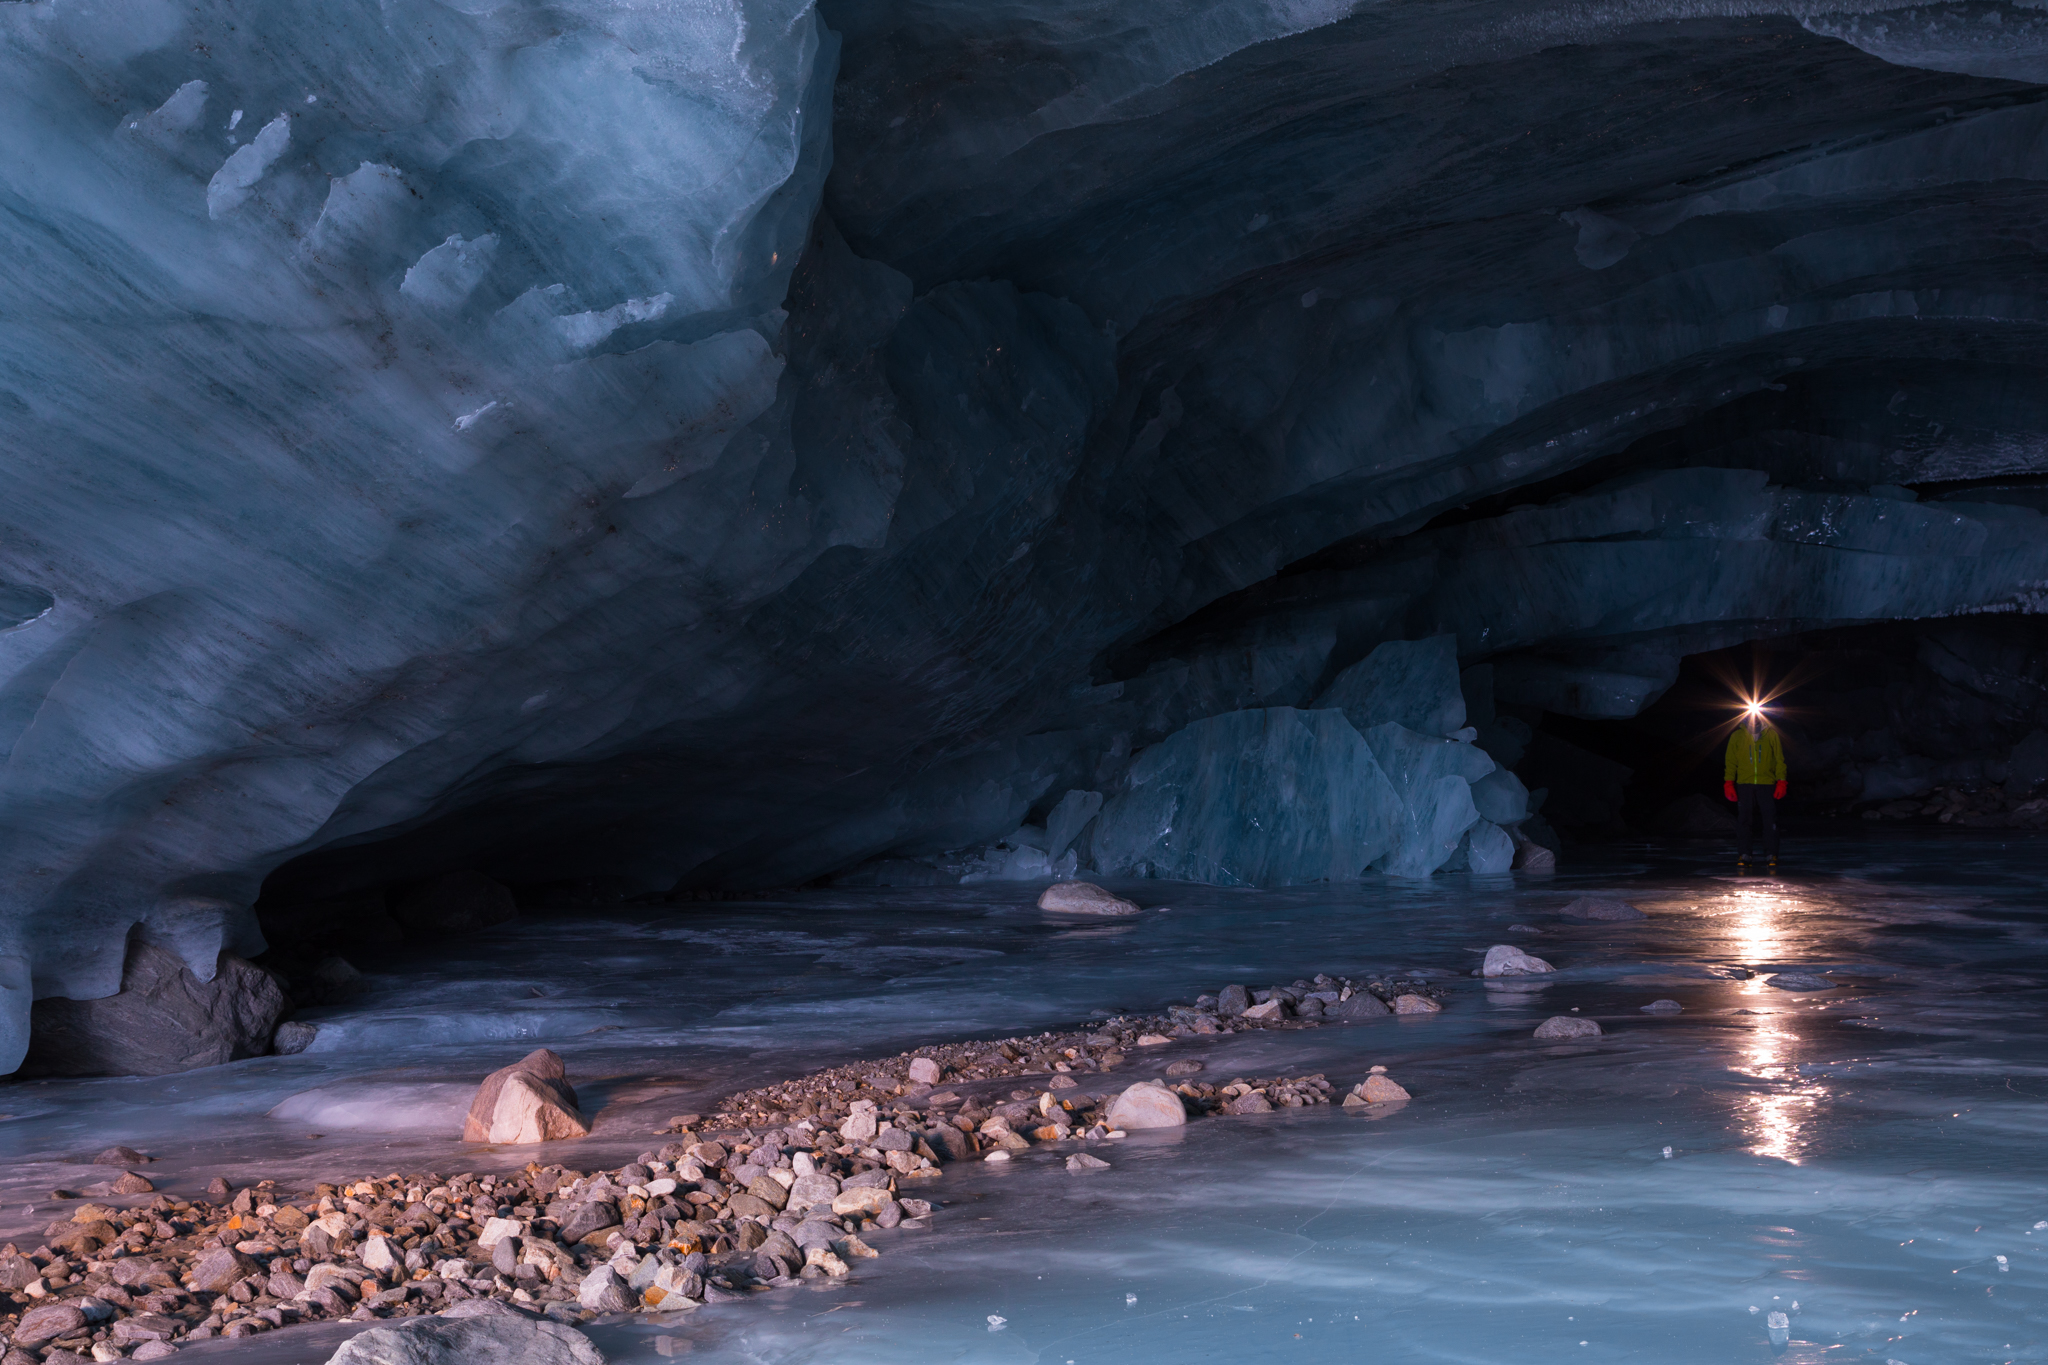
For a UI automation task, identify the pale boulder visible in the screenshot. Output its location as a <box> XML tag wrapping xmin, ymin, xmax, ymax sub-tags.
<box><xmin>1036</xmin><ymin>882</ymin><xmax>1139</xmax><ymax>915</ymax></box>
<box><xmin>465</xmin><ymin>1049</ymin><xmax>586</xmax><ymax>1144</ymax></box>
<box><xmin>487</xmin><ymin>1072</ymin><xmax>591</xmax><ymax>1145</ymax></box>
<box><xmin>1482</xmin><ymin>944</ymin><xmax>1554</xmax><ymax>977</ymax></box>
<box><xmin>1105</xmin><ymin>1082</ymin><xmax>1186</xmax><ymax>1130</ymax></box>
<box><xmin>1533</xmin><ymin>1015</ymin><xmax>1602</xmax><ymax>1039</ymax></box>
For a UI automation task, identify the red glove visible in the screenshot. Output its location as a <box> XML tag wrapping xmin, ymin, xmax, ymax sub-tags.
<box><xmin>1773</xmin><ymin>780</ymin><xmax>1787</xmax><ymax>800</ymax></box>
<box><xmin>1723</xmin><ymin>781</ymin><xmax>1737</xmax><ymax>802</ymax></box>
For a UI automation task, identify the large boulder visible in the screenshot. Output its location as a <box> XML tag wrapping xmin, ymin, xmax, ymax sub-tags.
<box><xmin>326</xmin><ymin>1311</ymin><xmax>604</xmax><ymax>1365</ymax></box>
<box><xmin>464</xmin><ymin>1049</ymin><xmax>589</xmax><ymax>1144</ymax></box>
<box><xmin>1482</xmin><ymin>945</ymin><xmax>1554</xmax><ymax>977</ymax></box>
<box><xmin>1105</xmin><ymin>1082</ymin><xmax>1187</xmax><ymax>1130</ymax></box>
<box><xmin>22</xmin><ymin>941</ymin><xmax>286</xmax><ymax>1076</ymax></box>
<box><xmin>1036</xmin><ymin>882</ymin><xmax>1138</xmax><ymax>914</ymax></box>
<box><xmin>392</xmin><ymin>871</ymin><xmax>518</xmax><ymax>938</ymax></box>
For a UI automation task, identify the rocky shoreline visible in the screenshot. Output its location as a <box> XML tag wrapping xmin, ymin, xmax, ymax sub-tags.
<box><xmin>0</xmin><ymin>969</ymin><xmax>1443</xmax><ymax>1363</ymax></box>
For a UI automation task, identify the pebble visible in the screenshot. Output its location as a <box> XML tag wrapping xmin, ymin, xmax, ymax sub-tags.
<box><xmin>1392</xmin><ymin>994</ymin><xmax>1440</xmax><ymax>1014</ymax></box>
<box><xmin>1533</xmin><ymin>1016</ymin><xmax>1602</xmax><ymax>1039</ymax></box>
<box><xmin>1066</xmin><ymin>1154</ymin><xmax>1111</xmax><ymax>1173</ymax></box>
<box><xmin>1640</xmin><ymin>1000</ymin><xmax>1682</xmax><ymax>1013</ymax></box>
<box><xmin>1163</xmin><ymin>1060</ymin><xmax>1205</xmax><ymax>1076</ymax></box>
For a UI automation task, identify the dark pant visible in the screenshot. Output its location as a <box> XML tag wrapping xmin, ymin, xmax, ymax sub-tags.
<box><xmin>1736</xmin><ymin>783</ymin><xmax>1779</xmax><ymax>859</ymax></box>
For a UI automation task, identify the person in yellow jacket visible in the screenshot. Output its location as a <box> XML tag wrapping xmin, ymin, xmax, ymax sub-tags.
<box><xmin>1724</xmin><ymin>705</ymin><xmax>1786</xmax><ymax>865</ymax></box>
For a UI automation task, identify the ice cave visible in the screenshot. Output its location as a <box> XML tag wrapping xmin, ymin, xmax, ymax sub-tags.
<box><xmin>3</xmin><ymin>0</ymin><xmax>2048</xmax><ymax>1361</ymax></box>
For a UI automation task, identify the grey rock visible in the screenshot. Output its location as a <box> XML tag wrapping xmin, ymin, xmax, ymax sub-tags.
<box><xmin>789</xmin><ymin>1173</ymin><xmax>843</xmax><ymax>1208</ymax></box>
<box><xmin>15</xmin><ymin>1303</ymin><xmax>86</xmax><ymax>1344</ymax></box>
<box><xmin>1559</xmin><ymin>896</ymin><xmax>1645</xmax><ymax>921</ymax></box>
<box><xmin>272</xmin><ymin>1019</ymin><xmax>319</xmax><ymax>1054</ymax></box>
<box><xmin>550</xmin><ymin>1200</ymin><xmax>619</xmax><ymax>1244</ymax></box>
<box><xmin>391</xmin><ymin>870</ymin><xmax>518</xmax><ymax>938</ymax></box>
<box><xmin>575</xmin><ymin>1264</ymin><xmax>634</xmax><ymax>1313</ymax></box>
<box><xmin>1767</xmin><ymin>973</ymin><xmax>1837</xmax><ymax>992</ymax></box>
<box><xmin>1163</xmin><ymin>1060</ymin><xmax>1204</xmax><ymax>1076</ymax></box>
<box><xmin>790</xmin><ymin>1222</ymin><xmax>840</xmax><ymax>1251</ymax></box>
<box><xmin>22</xmin><ymin>942</ymin><xmax>287</xmax><ymax>1077</ymax></box>
<box><xmin>91</xmin><ymin>1145</ymin><xmax>149</xmax><ymax>1165</ymax></box>
<box><xmin>1533</xmin><ymin>1016</ymin><xmax>1602</xmax><ymax>1039</ymax></box>
<box><xmin>873</xmin><ymin>1128</ymin><xmax>913</xmax><ymax>1152</ymax></box>
<box><xmin>1221</xmin><ymin>1091</ymin><xmax>1273</xmax><ymax>1114</ymax></box>
<box><xmin>1216</xmin><ymin>984</ymin><xmax>1250</xmax><ymax>1016</ymax></box>
<box><xmin>841</xmin><ymin>1168</ymin><xmax>893</xmax><ymax>1191</ymax></box>
<box><xmin>188</xmin><ymin>1247</ymin><xmax>260</xmax><ymax>1292</ymax></box>
<box><xmin>1483</xmin><ymin>945</ymin><xmax>1554</xmax><ymax>977</ymax></box>
<box><xmin>327</xmin><ymin>1313</ymin><xmax>604</xmax><ymax>1365</ymax></box>
<box><xmin>1640</xmin><ymin>999</ymin><xmax>1683</xmax><ymax>1013</ymax></box>
<box><xmin>1329</xmin><ymin>991</ymin><xmax>1391</xmax><ymax>1020</ymax></box>
<box><xmin>1066</xmin><ymin>1153</ymin><xmax>1111</xmax><ymax>1172</ymax></box>
<box><xmin>1036</xmin><ymin>881</ymin><xmax>1139</xmax><ymax>915</ymax></box>
<box><xmin>1295</xmin><ymin>996</ymin><xmax>1326</xmax><ymax>1019</ymax></box>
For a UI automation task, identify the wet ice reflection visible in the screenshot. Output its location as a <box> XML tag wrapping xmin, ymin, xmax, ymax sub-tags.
<box><xmin>1722</xmin><ymin>883</ymin><xmax>1825</xmax><ymax>1162</ymax></box>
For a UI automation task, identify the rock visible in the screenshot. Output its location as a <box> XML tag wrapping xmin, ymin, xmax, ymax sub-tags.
<box><xmin>110</xmin><ymin>1316</ymin><xmax>181</xmax><ymax>1344</ymax></box>
<box><xmin>1533</xmin><ymin>1016</ymin><xmax>1602</xmax><ymax>1039</ymax></box>
<box><xmin>91</xmin><ymin>1146</ymin><xmax>149</xmax><ymax>1165</ymax></box>
<box><xmin>272</xmin><ymin>1020</ymin><xmax>319</xmax><ymax>1055</ymax></box>
<box><xmin>1767</xmin><ymin>973</ymin><xmax>1837</xmax><ymax>991</ymax></box>
<box><xmin>1240</xmin><ymin>999</ymin><xmax>1286</xmax><ymax>1020</ymax></box>
<box><xmin>839</xmin><ymin>1101</ymin><xmax>879</xmax><ymax>1143</ymax></box>
<box><xmin>304</xmin><ymin>955</ymin><xmax>370</xmax><ymax>1004</ymax></box>
<box><xmin>576</xmin><ymin>1264</ymin><xmax>634</xmax><ymax>1313</ymax></box>
<box><xmin>204</xmin><ymin>1175</ymin><xmax>231</xmax><ymax>1197</ymax></box>
<box><xmin>15</xmin><ymin>1303</ymin><xmax>86</xmax><ymax>1344</ymax></box>
<box><xmin>1135</xmin><ymin>1033</ymin><xmax>1171</xmax><ymax>1046</ymax></box>
<box><xmin>551</xmin><ymin>1201</ymin><xmax>619</xmax><ymax>1244</ymax></box>
<box><xmin>110</xmin><ymin>1258</ymin><xmax>174</xmax><ymax>1290</ymax></box>
<box><xmin>1483</xmin><ymin>945</ymin><xmax>1554</xmax><ymax>977</ymax></box>
<box><xmin>1640</xmin><ymin>999</ymin><xmax>1683</xmax><ymax>1013</ymax></box>
<box><xmin>1559</xmin><ymin>896</ymin><xmax>1645</xmax><ymax>921</ymax></box>
<box><xmin>1392</xmin><ymin>994</ymin><xmax>1441</xmax><ymax>1014</ymax></box>
<box><xmin>476</xmin><ymin>1217</ymin><xmax>524</xmax><ymax>1249</ymax></box>
<box><xmin>831</xmin><ymin>1186</ymin><xmax>895</xmax><ymax>1218</ymax></box>
<box><xmin>391</xmin><ymin>870</ymin><xmax>519</xmax><ymax>938</ymax></box>
<box><xmin>1105</xmin><ymin>1082</ymin><xmax>1187</xmax><ymax>1130</ymax></box>
<box><xmin>1222</xmin><ymin>1091</ymin><xmax>1273</xmax><ymax>1114</ymax></box>
<box><xmin>1035</xmin><ymin>882</ymin><xmax>1139</xmax><ymax>914</ymax></box>
<box><xmin>1163</xmin><ymin>1060</ymin><xmax>1204</xmax><ymax>1076</ymax></box>
<box><xmin>1066</xmin><ymin>1153</ymin><xmax>1111</xmax><ymax>1172</ymax></box>
<box><xmin>187</xmin><ymin>1247</ymin><xmax>259</xmax><ymax>1292</ymax></box>
<box><xmin>1216</xmin><ymin>984</ymin><xmax>1250</xmax><ymax>1016</ymax></box>
<box><xmin>1512</xmin><ymin>839</ymin><xmax>1558</xmax><ymax>871</ymax></box>
<box><xmin>745</xmin><ymin>1177</ymin><xmax>790</xmax><ymax>1210</ymax></box>
<box><xmin>131</xmin><ymin>1345</ymin><xmax>178</xmax><ymax>1363</ymax></box>
<box><xmin>1329</xmin><ymin>992</ymin><xmax>1390</xmax><ymax>1020</ymax></box>
<box><xmin>361</xmin><ymin>1235</ymin><xmax>401</xmax><ymax>1272</ymax></box>
<box><xmin>1357</xmin><ymin>1074</ymin><xmax>1410</xmax><ymax>1102</ymax></box>
<box><xmin>110</xmin><ymin>1171</ymin><xmax>153</xmax><ymax>1194</ymax></box>
<box><xmin>788</xmin><ymin>1172</ymin><xmax>843</xmax><ymax>1209</ymax></box>
<box><xmin>463</xmin><ymin>1049</ymin><xmax>588</xmax><ymax>1144</ymax></box>
<box><xmin>328</xmin><ymin>1312</ymin><xmax>605</xmax><ymax>1365</ymax></box>
<box><xmin>22</xmin><ymin>942</ymin><xmax>288</xmax><ymax>1077</ymax></box>
<box><xmin>907</xmin><ymin>1057</ymin><xmax>942</xmax><ymax>1085</ymax></box>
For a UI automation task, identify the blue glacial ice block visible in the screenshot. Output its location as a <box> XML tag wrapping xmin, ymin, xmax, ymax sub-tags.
<box><xmin>1313</xmin><ymin>635</ymin><xmax>1466</xmax><ymax>738</ymax></box>
<box><xmin>1364</xmin><ymin>722</ymin><xmax>1493</xmax><ymax>878</ymax></box>
<box><xmin>1093</xmin><ymin>708</ymin><xmax>1398</xmax><ymax>887</ymax></box>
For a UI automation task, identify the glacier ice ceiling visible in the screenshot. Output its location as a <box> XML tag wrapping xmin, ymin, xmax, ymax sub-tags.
<box><xmin>6</xmin><ymin>0</ymin><xmax>2048</xmax><ymax>1071</ymax></box>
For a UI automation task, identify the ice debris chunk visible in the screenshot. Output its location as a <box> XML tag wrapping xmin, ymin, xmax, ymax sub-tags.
<box><xmin>1364</xmin><ymin>722</ymin><xmax>1494</xmax><ymax>878</ymax></box>
<box><xmin>1093</xmin><ymin>708</ymin><xmax>1398</xmax><ymax>885</ymax></box>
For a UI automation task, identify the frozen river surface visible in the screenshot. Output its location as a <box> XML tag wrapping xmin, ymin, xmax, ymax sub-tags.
<box><xmin>4</xmin><ymin>831</ymin><xmax>2046</xmax><ymax>1364</ymax></box>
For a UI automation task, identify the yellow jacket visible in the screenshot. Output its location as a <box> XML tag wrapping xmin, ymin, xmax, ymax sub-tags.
<box><xmin>1724</xmin><ymin>726</ymin><xmax>1786</xmax><ymax>785</ymax></box>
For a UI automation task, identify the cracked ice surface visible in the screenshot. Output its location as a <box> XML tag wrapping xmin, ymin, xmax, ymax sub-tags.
<box><xmin>3</xmin><ymin>834</ymin><xmax>2046</xmax><ymax>1362</ymax></box>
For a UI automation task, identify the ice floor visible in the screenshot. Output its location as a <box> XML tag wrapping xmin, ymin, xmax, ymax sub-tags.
<box><xmin>5</xmin><ymin>830</ymin><xmax>2047</xmax><ymax>1364</ymax></box>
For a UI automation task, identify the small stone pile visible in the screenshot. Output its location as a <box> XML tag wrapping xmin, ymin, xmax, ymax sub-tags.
<box><xmin>0</xmin><ymin>1135</ymin><xmax>921</xmax><ymax>1364</ymax></box>
<box><xmin>692</xmin><ymin>971</ymin><xmax>1445</xmax><ymax>1131</ymax></box>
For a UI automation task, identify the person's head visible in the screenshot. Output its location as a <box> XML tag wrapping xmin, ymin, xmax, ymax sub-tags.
<box><xmin>1744</xmin><ymin>702</ymin><xmax>1765</xmax><ymax>737</ymax></box>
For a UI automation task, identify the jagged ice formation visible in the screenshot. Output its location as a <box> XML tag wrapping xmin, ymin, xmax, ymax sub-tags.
<box><xmin>5</xmin><ymin>0</ymin><xmax>2048</xmax><ymax>1070</ymax></box>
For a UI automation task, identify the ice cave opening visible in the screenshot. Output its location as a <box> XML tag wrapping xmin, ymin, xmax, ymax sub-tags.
<box><xmin>5</xmin><ymin>0</ymin><xmax>2048</xmax><ymax>1362</ymax></box>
